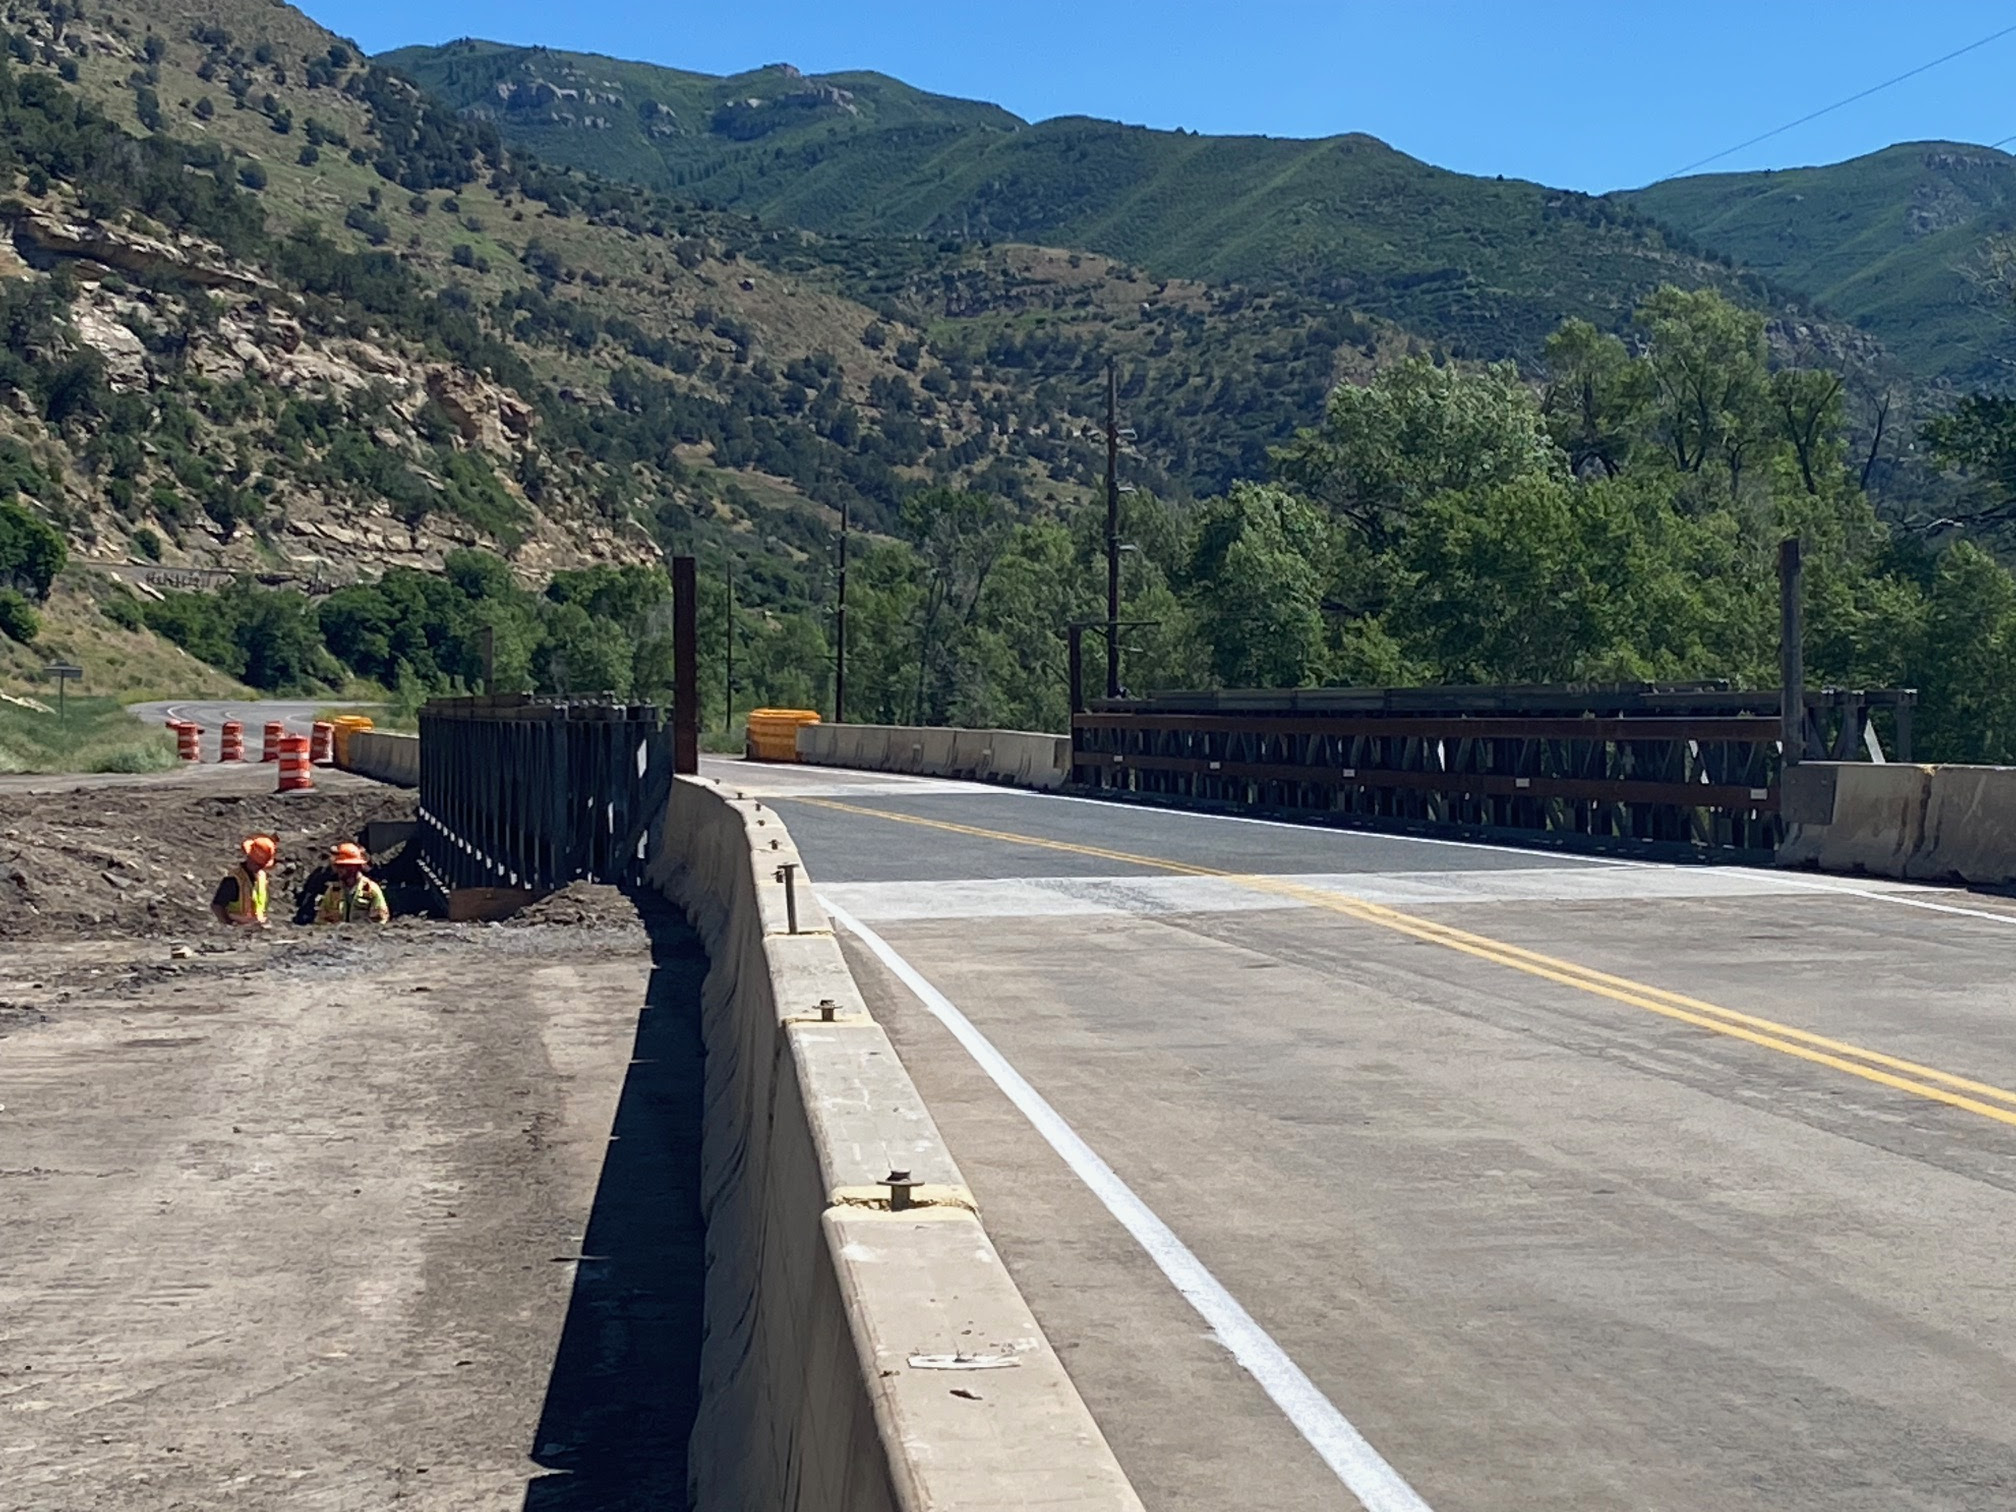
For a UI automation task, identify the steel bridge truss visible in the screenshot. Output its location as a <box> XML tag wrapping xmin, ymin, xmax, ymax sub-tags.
<box><xmin>417</xmin><ymin>694</ymin><xmax>674</xmax><ymax>895</ymax></box>
<box><xmin>1071</xmin><ymin>685</ymin><xmax>1915</xmax><ymax>859</ymax></box>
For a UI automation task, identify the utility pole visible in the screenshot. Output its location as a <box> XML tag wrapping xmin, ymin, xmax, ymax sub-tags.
<box><xmin>833</xmin><ymin>499</ymin><xmax>849</xmax><ymax>724</ymax></box>
<box><xmin>1105</xmin><ymin>358</ymin><xmax>1121</xmax><ymax>700</ymax></box>
<box><xmin>1779</xmin><ymin>537</ymin><xmax>1805</xmax><ymax>767</ymax></box>
<box><xmin>671</xmin><ymin>555</ymin><xmax>697</xmax><ymax>774</ymax></box>
<box><xmin>724</xmin><ymin>558</ymin><xmax>735</xmax><ymax>735</ymax></box>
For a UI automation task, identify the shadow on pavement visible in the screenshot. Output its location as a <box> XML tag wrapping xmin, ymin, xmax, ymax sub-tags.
<box><xmin>523</xmin><ymin>890</ymin><xmax>708</xmax><ymax>1512</ymax></box>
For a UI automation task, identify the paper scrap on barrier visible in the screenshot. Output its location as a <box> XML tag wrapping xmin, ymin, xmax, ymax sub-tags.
<box><xmin>907</xmin><ymin>1352</ymin><xmax>1021</xmax><ymax>1370</ymax></box>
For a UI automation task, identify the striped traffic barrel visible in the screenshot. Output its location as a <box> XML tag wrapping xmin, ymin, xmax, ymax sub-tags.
<box><xmin>276</xmin><ymin>733</ymin><xmax>314</xmax><ymax>792</ymax></box>
<box><xmin>262</xmin><ymin>721</ymin><xmax>284</xmax><ymax>762</ymax></box>
<box><xmin>219</xmin><ymin>721</ymin><xmax>244</xmax><ymax>762</ymax></box>
<box><xmin>173</xmin><ymin>721</ymin><xmax>201</xmax><ymax>762</ymax></box>
<box><xmin>310</xmin><ymin>721</ymin><xmax>334</xmax><ymax>765</ymax></box>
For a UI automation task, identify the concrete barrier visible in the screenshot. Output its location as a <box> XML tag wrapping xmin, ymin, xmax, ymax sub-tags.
<box><xmin>799</xmin><ymin>723</ymin><xmax>1071</xmax><ymax>791</ymax></box>
<box><xmin>339</xmin><ymin>729</ymin><xmax>419</xmax><ymax>787</ymax></box>
<box><xmin>653</xmin><ymin>776</ymin><xmax>1143</xmax><ymax>1512</ymax></box>
<box><xmin>1912</xmin><ymin>765</ymin><xmax>2016</xmax><ymax>885</ymax></box>
<box><xmin>1778</xmin><ymin>760</ymin><xmax>2016</xmax><ymax>885</ymax></box>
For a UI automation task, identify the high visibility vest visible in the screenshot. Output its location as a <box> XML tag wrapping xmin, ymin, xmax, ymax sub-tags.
<box><xmin>226</xmin><ymin>865</ymin><xmax>268</xmax><ymax>925</ymax></box>
<box><xmin>316</xmin><ymin>876</ymin><xmax>388</xmax><ymax>924</ymax></box>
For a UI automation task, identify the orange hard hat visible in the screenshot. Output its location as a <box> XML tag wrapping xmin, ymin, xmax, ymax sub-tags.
<box><xmin>329</xmin><ymin>842</ymin><xmax>369</xmax><ymax>869</ymax></box>
<box><xmin>241</xmin><ymin>835</ymin><xmax>277</xmax><ymax>869</ymax></box>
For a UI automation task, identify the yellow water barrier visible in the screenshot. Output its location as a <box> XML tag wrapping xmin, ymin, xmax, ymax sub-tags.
<box><xmin>745</xmin><ymin>707</ymin><xmax>820</xmax><ymax>763</ymax></box>
<box><xmin>330</xmin><ymin>714</ymin><xmax>374</xmax><ymax>767</ymax></box>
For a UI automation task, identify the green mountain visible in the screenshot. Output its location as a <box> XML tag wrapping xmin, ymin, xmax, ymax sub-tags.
<box><xmin>1627</xmin><ymin>142</ymin><xmax>2016</xmax><ymax>391</ymax></box>
<box><xmin>378</xmin><ymin>41</ymin><xmax>1812</xmax><ymax>368</ymax></box>
<box><xmin>374</xmin><ymin>41</ymin><xmax>1018</xmax><ymax>193</ymax></box>
<box><xmin>0</xmin><ymin>0</ymin><xmax>1462</xmax><ymax>698</ymax></box>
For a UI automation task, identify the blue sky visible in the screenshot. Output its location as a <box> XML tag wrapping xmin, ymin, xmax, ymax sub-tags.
<box><xmin>313</xmin><ymin>0</ymin><xmax>2016</xmax><ymax>192</ymax></box>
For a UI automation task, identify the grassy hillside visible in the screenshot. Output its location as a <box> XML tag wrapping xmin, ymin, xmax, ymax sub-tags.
<box><xmin>375</xmin><ymin>41</ymin><xmax>1018</xmax><ymax>191</ymax></box>
<box><xmin>1629</xmin><ymin>142</ymin><xmax>2016</xmax><ymax>391</ymax></box>
<box><xmin>382</xmin><ymin>41</ymin><xmax>1820</xmax><ymax>367</ymax></box>
<box><xmin>0</xmin><ymin>0</ymin><xmax>1492</xmax><ymax>699</ymax></box>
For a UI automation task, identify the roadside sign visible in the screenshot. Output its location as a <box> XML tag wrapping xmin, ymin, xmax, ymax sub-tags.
<box><xmin>40</xmin><ymin>662</ymin><xmax>82</xmax><ymax>724</ymax></box>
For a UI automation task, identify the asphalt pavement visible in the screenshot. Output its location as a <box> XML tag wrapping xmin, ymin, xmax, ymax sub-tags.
<box><xmin>129</xmin><ymin>699</ymin><xmax>341</xmax><ymax>761</ymax></box>
<box><xmin>707</xmin><ymin>756</ymin><xmax>2016</xmax><ymax>1512</ymax></box>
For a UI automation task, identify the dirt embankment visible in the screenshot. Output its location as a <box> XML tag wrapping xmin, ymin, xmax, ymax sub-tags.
<box><xmin>0</xmin><ymin>784</ymin><xmax>421</xmax><ymax>941</ymax></box>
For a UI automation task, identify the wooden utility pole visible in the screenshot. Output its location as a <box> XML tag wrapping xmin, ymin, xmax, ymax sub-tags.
<box><xmin>1105</xmin><ymin>358</ymin><xmax>1121</xmax><ymax>700</ymax></box>
<box><xmin>724</xmin><ymin>558</ymin><xmax>735</xmax><ymax>735</ymax></box>
<box><xmin>834</xmin><ymin>500</ymin><xmax>849</xmax><ymax>724</ymax></box>
<box><xmin>1779</xmin><ymin>537</ymin><xmax>1804</xmax><ymax>767</ymax></box>
<box><xmin>671</xmin><ymin>555</ymin><xmax>698</xmax><ymax>774</ymax></box>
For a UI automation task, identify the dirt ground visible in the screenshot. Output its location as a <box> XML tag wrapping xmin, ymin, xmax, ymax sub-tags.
<box><xmin>0</xmin><ymin>773</ymin><xmax>706</xmax><ymax>1511</ymax></box>
<box><xmin>0</xmin><ymin>771</ymin><xmax>424</xmax><ymax>940</ymax></box>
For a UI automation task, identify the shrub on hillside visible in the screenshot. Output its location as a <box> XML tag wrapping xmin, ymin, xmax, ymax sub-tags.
<box><xmin>0</xmin><ymin>586</ymin><xmax>38</xmax><ymax>643</ymax></box>
<box><xmin>0</xmin><ymin>498</ymin><xmax>65</xmax><ymax>597</ymax></box>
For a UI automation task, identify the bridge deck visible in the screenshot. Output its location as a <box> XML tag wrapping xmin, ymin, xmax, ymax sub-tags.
<box><xmin>711</xmin><ymin>756</ymin><xmax>2016</xmax><ymax>1512</ymax></box>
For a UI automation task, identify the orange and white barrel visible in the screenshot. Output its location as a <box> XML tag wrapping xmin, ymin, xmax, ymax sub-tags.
<box><xmin>310</xmin><ymin>721</ymin><xmax>334</xmax><ymax>765</ymax></box>
<box><xmin>219</xmin><ymin>721</ymin><xmax>244</xmax><ymax>762</ymax></box>
<box><xmin>262</xmin><ymin>721</ymin><xmax>284</xmax><ymax>762</ymax></box>
<box><xmin>276</xmin><ymin>733</ymin><xmax>313</xmax><ymax>793</ymax></box>
<box><xmin>173</xmin><ymin>721</ymin><xmax>202</xmax><ymax>762</ymax></box>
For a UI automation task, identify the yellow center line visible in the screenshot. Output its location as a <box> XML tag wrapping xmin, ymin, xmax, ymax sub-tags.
<box><xmin>795</xmin><ymin>796</ymin><xmax>2016</xmax><ymax>1131</ymax></box>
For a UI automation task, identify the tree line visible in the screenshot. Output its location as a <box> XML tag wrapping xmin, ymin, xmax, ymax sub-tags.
<box><xmin>123</xmin><ymin>283</ymin><xmax>2016</xmax><ymax>764</ymax></box>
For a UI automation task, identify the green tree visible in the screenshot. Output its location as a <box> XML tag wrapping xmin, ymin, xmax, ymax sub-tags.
<box><xmin>1541</xmin><ymin>319</ymin><xmax>1643</xmax><ymax>478</ymax></box>
<box><xmin>0</xmin><ymin>498</ymin><xmax>66</xmax><ymax>598</ymax></box>
<box><xmin>537</xmin><ymin>602</ymin><xmax>634</xmax><ymax>696</ymax></box>
<box><xmin>1271</xmin><ymin>356</ymin><xmax>1559</xmax><ymax>544</ymax></box>
<box><xmin>0</xmin><ymin>587</ymin><xmax>37</xmax><ymax>643</ymax></box>
<box><xmin>1394</xmin><ymin>474</ymin><xmax>1610</xmax><ymax>683</ymax></box>
<box><xmin>1186</xmin><ymin>483</ymin><xmax>1328</xmax><ymax>688</ymax></box>
<box><xmin>1913</xmin><ymin>542</ymin><xmax>2016</xmax><ymax>763</ymax></box>
<box><xmin>898</xmin><ymin>487</ymin><xmax>1011</xmax><ymax>721</ymax></box>
<box><xmin>1634</xmin><ymin>287</ymin><xmax>1771</xmax><ymax>489</ymax></box>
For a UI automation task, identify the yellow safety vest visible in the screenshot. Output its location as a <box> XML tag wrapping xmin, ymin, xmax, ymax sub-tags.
<box><xmin>316</xmin><ymin>876</ymin><xmax>388</xmax><ymax>924</ymax></box>
<box><xmin>226</xmin><ymin>865</ymin><xmax>268</xmax><ymax>925</ymax></box>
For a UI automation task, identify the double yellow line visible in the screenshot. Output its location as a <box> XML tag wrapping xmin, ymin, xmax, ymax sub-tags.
<box><xmin>798</xmin><ymin>796</ymin><xmax>2016</xmax><ymax>1132</ymax></box>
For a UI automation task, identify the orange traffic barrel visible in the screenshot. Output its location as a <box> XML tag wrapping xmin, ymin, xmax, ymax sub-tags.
<box><xmin>276</xmin><ymin>733</ymin><xmax>313</xmax><ymax>792</ymax></box>
<box><xmin>310</xmin><ymin>721</ymin><xmax>334</xmax><ymax>765</ymax></box>
<box><xmin>219</xmin><ymin>721</ymin><xmax>244</xmax><ymax>762</ymax></box>
<box><xmin>262</xmin><ymin>721</ymin><xmax>284</xmax><ymax>762</ymax></box>
<box><xmin>173</xmin><ymin>721</ymin><xmax>201</xmax><ymax>762</ymax></box>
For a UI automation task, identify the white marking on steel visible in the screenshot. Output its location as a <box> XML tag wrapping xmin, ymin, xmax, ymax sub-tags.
<box><xmin>825</xmin><ymin>898</ymin><xmax>1436</xmax><ymax>1512</ymax></box>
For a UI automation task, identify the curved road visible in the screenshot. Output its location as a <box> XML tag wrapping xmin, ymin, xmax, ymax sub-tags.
<box><xmin>711</xmin><ymin>756</ymin><xmax>2016</xmax><ymax>1512</ymax></box>
<box><xmin>129</xmin><ymin>698</ymin><xmax>337</xmax><ymax>759</ymax></box>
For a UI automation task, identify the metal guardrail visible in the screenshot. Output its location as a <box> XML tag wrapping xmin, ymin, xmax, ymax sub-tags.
<box><xmin>1071</xmin><ymin>683</ymin><xmax>1917</xmax><ymax>859</ymax></box>
<box><xmin>416</xmin><ymin>694</ymin><xmax>674</xmax><ymax>894</ymax></box>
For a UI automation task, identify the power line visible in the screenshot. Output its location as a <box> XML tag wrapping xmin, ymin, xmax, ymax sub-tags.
<box><xmin>1656</xmin><ymin>19</ymin><xmax>2016</xmax><ymax>183</ymax></box>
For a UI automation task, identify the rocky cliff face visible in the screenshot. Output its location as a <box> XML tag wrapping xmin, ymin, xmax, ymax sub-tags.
<box><xmin>0</xmin><ymin>196</ymin><xmax>656</xmax><ymax>584</ymax></box>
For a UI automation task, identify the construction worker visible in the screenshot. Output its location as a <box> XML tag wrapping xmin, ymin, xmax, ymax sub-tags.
<box><xmin>212</xmin><ymin>835</ymin><xmax>276</xmax><ymax>928</ymax></box>
<box><xmin>315</xmin><ymin>842</ymin><xmax>390</xmax><ymax>925</ymax></box>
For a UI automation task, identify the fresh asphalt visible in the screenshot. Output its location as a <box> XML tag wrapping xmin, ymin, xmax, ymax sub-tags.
<box><xmin>706</xmin><ymin>756</ymin><xmax>2016</xmax><ymax>1512</ymax></box>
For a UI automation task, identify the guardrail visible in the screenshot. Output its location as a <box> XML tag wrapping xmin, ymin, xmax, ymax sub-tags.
<box><xmin>416</xmin><ymin>694</ymin><xmax>673</xmax><ymax>893</ymax></box>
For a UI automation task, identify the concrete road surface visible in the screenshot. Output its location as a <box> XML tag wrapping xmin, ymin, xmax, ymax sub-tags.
<box><xmin>707</xmin><ymin>757</ymin><xmax>2016</xmax><ymax>1512</ymax></box>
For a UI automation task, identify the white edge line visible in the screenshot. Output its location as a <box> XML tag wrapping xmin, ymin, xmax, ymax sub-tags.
<box><xmin>823</xmin><ymin>895</ymin><xmax>1435</xmax><ymax>1512</ymax></box>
